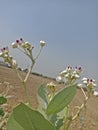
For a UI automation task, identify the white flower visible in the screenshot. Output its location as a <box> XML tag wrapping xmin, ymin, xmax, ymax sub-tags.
<box><xmin>91</xmin><ymin>79</ymin><xmax>95</xmax><ymax>82</ymax></box>
<box><xmin>60</xmin><ymin>70</ymin><xmax>67</xmax><ymax>77</ymax></box>
<box><xmin>82</xmin><ymin>77</ymin><xmax>88</xmax><ymax>81</ymax></box>
<box><xmin>92</xmin><ymin>83</ymin><xmax>97</xmax><ymax>87</ymax></box>
<box><xmin>83</xmin><ymin>80</ymin><xmax>88</xmax><ymax>84</ymax></box>
<box><xmin>74</xmin><ymin>74</ymin><xmax>80</xmax><ymax>79</ymax></box>
<box><xmin>1</xmin><ymin>47</ymin><xmax>9</xmax><ymax>54</ymax></box>
<box><xmin>67</xmin><ymin>66</ymin><xmax>72</xmax><ymax>72</ymax></box>
<box><xmin>77</xmin><ymin>84</ymin><xmax>82</xmax><ymax>87</ymax></box>
<box><xmin>56</xmin><ymin>76</ymin><xmax>62</xmax><ymax>81</ymax></box>
<box><xmin>56</xmin><ymin>76</ymin><xmax>64</xmax><ymax>83</ymax></box>
<box><xmin>82</xmin><ymin>78</ymin><xmax>97</xmax><ymax>88</ymax></box>
<box><xmin>89</xmin><ymin>79</ymin><xmax>97</xmax><ymax>87</ymax></box>
<box><xmin>65</xmin><ymin>73</ymin><xmax>69</xmax><ymax>78</ymax></box>
<box><xmin>40</xmin><ymin>40</ymin><xmax>46</xmax><ymax>47</ymax></box>
<box><xmin>74</xmin><ymin>67</ymin><xmax>82</xmax><ymax>73</ymax></box>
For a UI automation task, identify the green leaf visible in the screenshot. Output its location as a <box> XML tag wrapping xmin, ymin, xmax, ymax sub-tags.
<box><xmin>46</xmin><ymin>85</ymin><xmax>77</xmax><ymax>115</ymax></box>
<box><xmin>57</xmin><ymin>107</ymin><xmax>68</xmax><ymax>119</ymax></box>
<box><xmin>0</xmin><ymin>96</ymin><xmax>7</xmax><ymax>104</ymax></box>
<box><xmin>37</xmin><ymin>96</ymin><xmax>47</xmax><ymax>118</ymax></box>
<box><xmin>55</xmin><ymin>118</ymin><xmax>64</xmax><ymax>130</ymax></box>
<box><xmin>7</xmin><ymin>103</ymin><xmax>55</xmax><ymax>130</ymax></box>
<box><xmin>49</xmin><ymin>114</ymin><xmax>64</xmax><ymax>130</ymax></box>
<box><xmin>37</xmin><ymin>84</ymin><xmax>48</xmax><ymax>104</ymax></box>
<box><xmin>7</xmin><ymin>114</ymin><xmax>24</xmax><ymax>130</ymax></box>
<box><xmin>37</xmin><ymin>85</ymin><xmax>48</xmax><ymax>117</ymax></box>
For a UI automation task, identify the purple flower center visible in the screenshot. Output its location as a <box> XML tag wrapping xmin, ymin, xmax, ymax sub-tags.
<box><xmin>78</xmin><ymin>67</ymin><xmax>82</xmax><ymax>70</ymax></box>
<box><xmin>16</xmin><ymin>40</ymin><xmax>20</xmax><ymax>43</ymax></box>
<box><xmin>90</xmin><ymin>79</ymin><xmax>93</xmax><ymax>82</ymax></box>
<box><xmin>3</xmin><ymin>47</ymin><xmax>6</xmax><ymax>50</ymax></box>
<box><xmin>1</xmin><ymin>46</ymin><xmax>8</xmax><ymax>51</ymax></box>
<box><xmin>20</xmin><ymin>38</ymin><xmax>23</xmax><ymax>41</ymax></box>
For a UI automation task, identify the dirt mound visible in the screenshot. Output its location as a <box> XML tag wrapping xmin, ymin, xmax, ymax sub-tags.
<box><xmin>0</xmin><ymin>66</ymin><xmax>98</xmax><ymax>130</ymax></box>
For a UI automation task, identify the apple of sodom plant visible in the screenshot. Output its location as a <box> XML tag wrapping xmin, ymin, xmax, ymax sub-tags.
<box><xmin>0</xmin><ymin>38</ymin><xmax>97</xmax><ymax>130</ymax></box>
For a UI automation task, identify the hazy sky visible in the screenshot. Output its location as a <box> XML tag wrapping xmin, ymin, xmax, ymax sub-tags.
<box><xmin>0</xmin><ymin>0</ymin><xmax>97</xmax><ymax>84</ymax></box>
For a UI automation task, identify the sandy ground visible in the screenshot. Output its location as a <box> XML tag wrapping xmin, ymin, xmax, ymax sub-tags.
<box><xmin>0</xmin><ymin>66</ymin><xmax>98</xmax><ymax>130</ymax></box>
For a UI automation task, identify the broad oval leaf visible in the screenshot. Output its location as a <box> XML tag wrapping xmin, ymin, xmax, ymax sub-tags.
<box><xmin>7</xmin><ymin>113</ymin><xmax>24</xmax><ymax>130</ymax></box>
<box><xmin>37</xmin><ymin>84</ymin><xmax>48</xmax><ymax>104</ymax></box>
<box><xmin>7</xmin><ymin>103</ymin><xmax>55</xmax><ymax>130</ymax></box>
<box><xmin>46</xmin><ymin>84</ymin><xmax>77</xmax><ymax>115</ymax></box>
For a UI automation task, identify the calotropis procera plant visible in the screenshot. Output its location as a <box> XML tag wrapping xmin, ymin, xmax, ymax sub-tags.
<box><xmin>0</xmin><ymin>39</ymin><xmax>97</xmax><ymax>130</ymax></box>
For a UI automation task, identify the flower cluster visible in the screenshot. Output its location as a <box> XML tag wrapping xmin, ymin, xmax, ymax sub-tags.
<box><xmin>77</xmin><ymin>77</ymin><xmax>97</xmax><ymax>94</ymax></box>
<box><xmin>58</xmin><ymin>66</ymin><xmax>82</xmax><ymax>84</ymax></box>
<box><xmin>12</xmin><ymin>38</ymin><xmax>34</xmax><ymax>51</ymax></box>
<box><xmin>12</xmin><ymin>38</ymin><xmax>46</xmax><ymax>62</ymax></box>
<box><xmin>82</xmin><ymin>78</ymin><xmax>97</xmax><ymax>89</ymax></box>
<box><xmin>0</xmin><ymin>47</ymin><xmax>17</xmax><ymax>68</ymax></box>
<box><xmin>0</xmin><ymin>38</ymin><xmax>46</xmax><ymax>69</ymax></box>
<box><xmin>12</xmin><ymin>38</ymin><xmax>46</xmax><ymax>50</ymax></box>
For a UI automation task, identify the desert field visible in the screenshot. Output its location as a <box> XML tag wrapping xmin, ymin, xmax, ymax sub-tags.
<box><xmin>0</xmin><ymin>65</ymin><xmax>98</xmax><ymax>130</ymax></box>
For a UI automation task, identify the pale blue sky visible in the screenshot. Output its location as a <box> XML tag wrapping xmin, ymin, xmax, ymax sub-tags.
<box><xmin>0</xmin><ymin>0</ymin><xmax>97</xmax><ymax>84</ymax></box>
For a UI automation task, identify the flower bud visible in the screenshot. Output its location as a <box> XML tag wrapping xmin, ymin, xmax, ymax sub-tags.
<box><xmin>40</xmin><ymin>40</ymin><xmax>46</xmax><ymax>47</ymax></box>
<box><xmin>12</xmin><ymin>42</ymin><xmax>18</xmax><ymax>48</ymax></box>
<box><xmin>22</xmin><ymin>42</ymin><xmax>32</xmax><ymax>50</ymax></box>
<box><xmin>12</xmin><ymin>59</ymin><xmax>17</xmax><ymax>67</ymax></box>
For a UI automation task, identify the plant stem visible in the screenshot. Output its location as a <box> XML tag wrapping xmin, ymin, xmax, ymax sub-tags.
<box><xmin>22</xmin><ymin>81</ymin><xmax>32</xmax><ymax>107</ymax></box>
<box><xmin>34</xmin><ymin>47</ymin><xmax>43</xmax><ymax>60</ymax></box>
<box><xmin>80</xmin><ymin>86</ymin><xmax>88</xmax><ymax>99</ymax></box>
<box><xmin>24</xmin><ymin>61</ymin><xmax>35</xmax><ymax>82</ymax></box>
<box><xmin>64</xmin><ymin>119</ymin><xmax>72</xmax><ymax>130</ymax></box>
<box><xmin>72</xmin><ymin>97</ymin><xmax>88</xmax><ymax>121</ymax></box>
<box><xmin>63</xmin><ymin>90</ymin><xmax>89</xmax><ymax>130</ymax></box>
<box><xmin>13</xmin><ymin>45</ymin><xmax>43</xmax><ymax>107</ymax></box>
<box><xmin>22</xmin><ymin>59</ymin><xmax>35</xmax><ymax>107</ymax></box>
<box><xmin>62</xmin><ymin>117</ymin><xmax>72</xmax><ymax>130</ymax></box>
<box><xmin>14</xmin><ymin>67</ymin><xmax>23</xmax><ymax>81</ymax></box>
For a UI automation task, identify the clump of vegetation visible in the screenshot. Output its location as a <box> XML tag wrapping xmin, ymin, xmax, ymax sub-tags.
<box><xmin>0</xmin><ymin>81</ymin><xmax>11</xmax><ymax>130</ymax></box>
<box><xmin>0</xmin><ymin>38</ymin><xmax>97</xmax><ymax>130</ymax></box>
